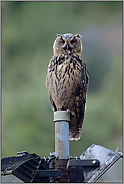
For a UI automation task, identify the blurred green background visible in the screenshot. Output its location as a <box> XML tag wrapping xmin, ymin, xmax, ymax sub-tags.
<box><xmin>1</xmin><ymin>1</ymin><xmax>122</xmax><ymax>158</ymax></box>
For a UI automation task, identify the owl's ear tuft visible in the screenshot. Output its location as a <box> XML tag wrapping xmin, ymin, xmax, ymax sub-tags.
<box><xmin>57</xmin><ymin>34</ymin><xmax>61</xmax><ymax>37</ymax></box>
<box><xmin>75</xmin><ymin>34</ymin><xmax>82</xmax><ymax>38</ymax></box>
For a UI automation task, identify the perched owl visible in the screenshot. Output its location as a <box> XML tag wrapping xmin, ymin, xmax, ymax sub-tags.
<box><xmin>46</xmin><ymin>33</ymin><xmax>89</xmax><ymax>140</ymax></box>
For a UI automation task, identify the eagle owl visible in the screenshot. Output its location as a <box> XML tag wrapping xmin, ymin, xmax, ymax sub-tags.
<box><xmin>46</xmin><ymin>33</ymin><xmax>89</xmax><ymax>140</ymax></box>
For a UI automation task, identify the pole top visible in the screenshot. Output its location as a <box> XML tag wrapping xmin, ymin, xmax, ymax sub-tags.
<box><xmin>54</xmin><ymin>111</ymin><xmax>70</xmax><ymax>122</ymax></box>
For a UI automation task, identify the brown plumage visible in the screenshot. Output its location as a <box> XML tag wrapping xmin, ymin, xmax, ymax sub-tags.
<box><xmin>46</xmin><ymin>33</ymin><xmax>89</xmax><ymax>140</ymax></box>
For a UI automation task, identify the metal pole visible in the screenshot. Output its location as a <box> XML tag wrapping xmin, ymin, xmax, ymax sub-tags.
<box><xmin>54</xmin><ymin>111</ymin><xmax>70</xmax><ymax>182</ymax></box>
<box><xmin>54</xmin><ymin>111</ymin><xmax>70</xmax><ymax>159</ymax></box>
<box><xmin>55</xmin><ymin>121</ymin><xmax>69</xmax><ymax>159</ymax></box>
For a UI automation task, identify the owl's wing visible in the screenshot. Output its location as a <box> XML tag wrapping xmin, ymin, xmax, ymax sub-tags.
<box><xmin>68</xmin><ymin>55</ymin><xmax>89</xmax><ymax>140</ymax></box>
<box><xmin>82</xmin><ymin>61</ymin><xmax>89</xmax><ymax>103</ymax></box>
<box><xmin>46</xmin><ymin>56</ymin><xmax>57</xmax><ymax>111</ymax></box>
<box><xmin>83</xmin><ymin>61</ymin><xmax>89</xmax><ymax>94</ymax></box>
<box><xmin>74</xmin><ymin>58</ymin><xmax>89</xmax><ymax>129</ymax></box>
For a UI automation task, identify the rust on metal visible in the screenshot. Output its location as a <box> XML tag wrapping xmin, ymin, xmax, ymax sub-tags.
<box><xmin>55</xmin><ymin>159</ymin><xmax>69</xmax><ymax>183</ymax></box>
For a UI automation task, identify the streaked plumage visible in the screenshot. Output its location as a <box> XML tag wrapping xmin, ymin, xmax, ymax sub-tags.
<box><xmin>46</xmin><ymin>33</ymin><xmax>89</xmax><ymax>140</ymax></box>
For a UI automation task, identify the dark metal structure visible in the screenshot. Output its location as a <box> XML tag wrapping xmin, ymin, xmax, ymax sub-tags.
<box><xmin>1</xmin><ymin>145</ymin><xmax>123</xmax><ymax>183</ymax></box>
<box><xmin>1</xmin><ymin>151</ymin><xmax>100</xmax><ymax>183</ymax></box>
<box><xmin>1</xmin><ymin>111</ymin><xmax>123</xmax><ymax>183</ymax></box>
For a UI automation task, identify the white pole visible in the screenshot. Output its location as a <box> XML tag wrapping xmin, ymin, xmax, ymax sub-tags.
<box><xmin>54</xmin><ymin>111</ymin><xmax>70</xmax><ymax>159</ymax></box>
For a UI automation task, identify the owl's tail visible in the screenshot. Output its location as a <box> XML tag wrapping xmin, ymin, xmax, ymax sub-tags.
<box><xmin>69</xmin><ymin>117</ymin><xmax>82</xmax><ymax>141</ymax></box>
<box><xmin>69</xmin><ymin>128</ymin><xmax>82</xmax><ymax>141</ymax></box>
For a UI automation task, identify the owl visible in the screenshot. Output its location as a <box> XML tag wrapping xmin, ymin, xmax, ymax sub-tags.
<box><xmin>46</xmin><ymin>33</ymin><xmax>89</xmax><ymax>140</ymax></box>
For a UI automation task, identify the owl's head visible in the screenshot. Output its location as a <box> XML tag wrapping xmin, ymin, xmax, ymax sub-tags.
<box><xmin>53</xmin><ymin>33</ymin><xmax>83</xmax><ymax>56</ymax></box>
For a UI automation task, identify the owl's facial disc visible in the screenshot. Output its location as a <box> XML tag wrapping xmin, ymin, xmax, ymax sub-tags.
<box><xmin>59</xmin><ymin>37</ymin><xmax>72</xmax><ymax>55</ymax></box>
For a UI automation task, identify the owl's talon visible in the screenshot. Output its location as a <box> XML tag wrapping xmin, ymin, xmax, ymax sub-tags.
<box><xmin>72</xmin><ymin>113</ymin><xmax>76</xmax><ymax>117</ymax></box>
<box><xmin>66</xmin><ymin>109</ymin><xmax>70</xmax><ymax>114</ymax></box>
<box><xmin>70</xmin><ymin>111</ymin><xmax>76</xmax><ymax>117</ymax></box>
<box><xmin>66</xmin><ymin>109</ymin><xmax>76</xmax><ymax>117</ymax></box>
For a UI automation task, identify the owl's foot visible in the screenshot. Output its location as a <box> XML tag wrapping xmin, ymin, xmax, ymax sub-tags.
<box><xmin>66</xmin><ymin>109</ymin><xmax>70</xmax><ymax>114</ymax></box>
<box><xmin>66</xmin><ymin>109</ymin><xmax>76</xmax><ymax>117</ymax></box>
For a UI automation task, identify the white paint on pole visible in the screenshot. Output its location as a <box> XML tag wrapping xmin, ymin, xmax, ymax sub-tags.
<box><xmin>54</xmin><ymin>111</ymin><xmax>70</xmax><ymax>159</ymax></box>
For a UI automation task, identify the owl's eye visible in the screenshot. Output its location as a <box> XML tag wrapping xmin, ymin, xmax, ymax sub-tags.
<box><xmin>70</xmin><ymin>39</ymin><xmax>76</xmax><ymax>45</ymax></box>
<box><xmin>60</xmin><ymin>39</ymin><xmax>65</xmax><ymax>45</ymax></box>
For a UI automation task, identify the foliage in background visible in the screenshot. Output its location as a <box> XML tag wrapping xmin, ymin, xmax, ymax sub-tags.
<box><xmin>1</xmin><ymin>1</ymin><xmax>122</xmax><ymax>158</ymax></box>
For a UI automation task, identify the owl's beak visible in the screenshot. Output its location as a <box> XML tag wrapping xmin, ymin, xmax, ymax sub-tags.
<box><xmin>65</xmin><ymin>44</ymin><xmax>71</xmax><ymax>55</ymax></box>
<box><xmin>66</xmin><ymin>44</ymin><xmax>69</xmax><ymax>50</ymax></box>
